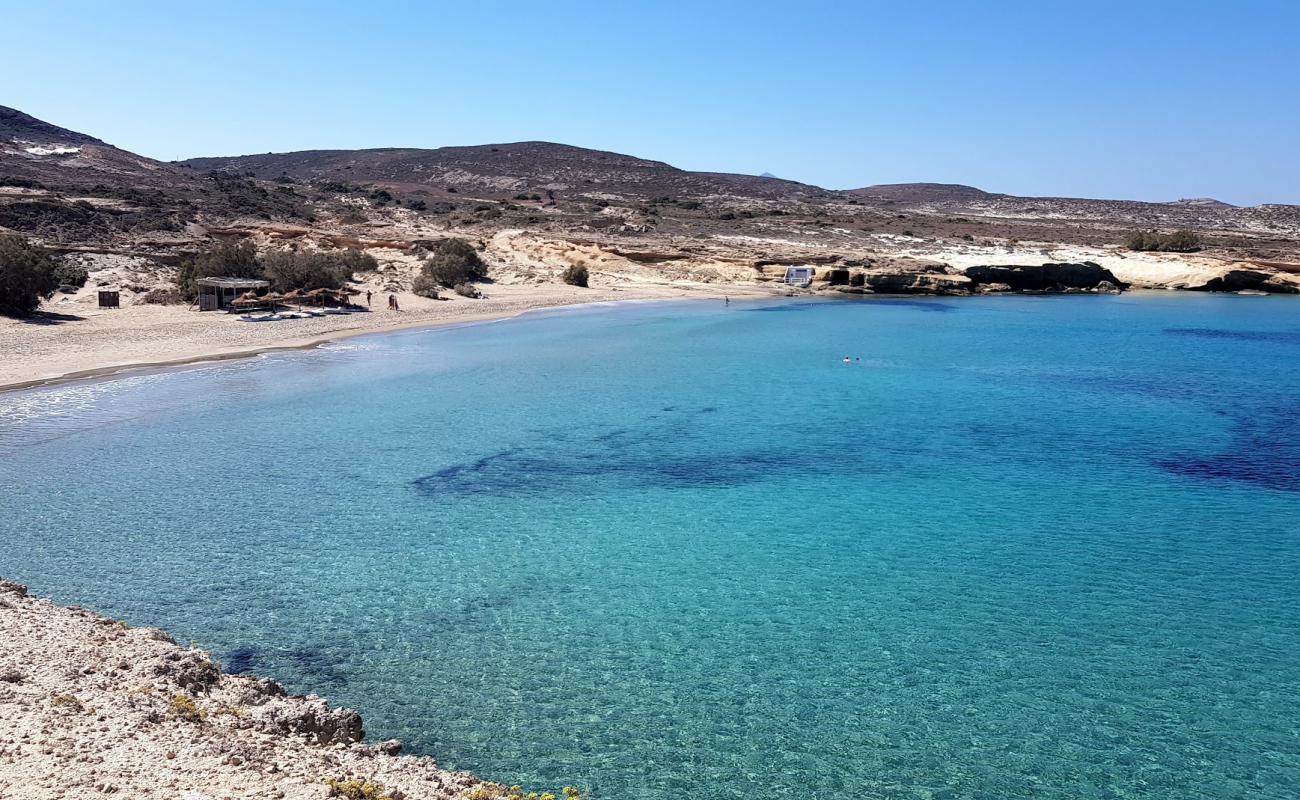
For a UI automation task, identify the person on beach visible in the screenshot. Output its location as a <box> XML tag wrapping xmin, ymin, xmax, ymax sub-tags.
<box><xmin>366</xmin><ymin>290</ymin><xmax>372</xmax><ymax>308</ymax></box>
<box><xmin>725</xmin><ymin>295</ymin><xmax>730</xmax><ymax>305</ymax></box>
<box><xmin>388</xmin><ymin>294</ymin><xmax>399</xmax><ymax>312</ymax></box>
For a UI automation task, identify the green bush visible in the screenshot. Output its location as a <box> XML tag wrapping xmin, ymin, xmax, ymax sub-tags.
<box><xmin>331</xmin><ymin>248</ymin><xmax>380</xmax><ymax>275</ymax></box>
<box><xmin>1124</xmin><ymin>229</ymin><xmax>1202</xmax><ymax>252</ymax></box>
<box><xmin>412</xmin><ymin>273</ymin><xmax>440</xmax><ymax>299</ymax></box>
<box><xmin>176</xmin><ymin>243</ymin><xmax>375</xmax><ymax>297</ymax></box>
<box><xmin>263</xmin><ymin>252</ymin><xmax>345</xmax><ymax>292</ymax></box>
<box><xmin>420</xmin><ymin>238</ymin><xmax>487</xmax><ymax>287</ymax></box>
<box><xmin>0</xmin><ymin>234</ymin><xmax>61</xmax><ymax>314</ymax></box>
<box><xmin>561</xmin><ymin>264</ymin><xmax>589</xmax><ymax>287</ymax></box>
<box><xmin>175</xmin><ymin>240</ymin><xmax>262</xmax><ymax>299</ymax></box>
<box><xmin>53</xmin><ymin>260</ymin><xmax>89</xmax><ymax>288</ymax></box>
<box><xmin>263</xmin><ymin>250</ymin><xmax>376</xmax><ymax>292</ymax></box>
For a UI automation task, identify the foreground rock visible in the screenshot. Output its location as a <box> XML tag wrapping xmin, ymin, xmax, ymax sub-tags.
<box><xmin>963</xmin><ymin>262</ymin><xmax>1127</xmax><ymax>293</ymax></box>
<box><xmin>0</xmin><ymin>579</ymin><xmax>515</xmax><ymax>799</ymax></box>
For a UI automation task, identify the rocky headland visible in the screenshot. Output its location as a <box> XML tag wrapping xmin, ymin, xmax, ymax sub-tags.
<box><xmin>0</xmin><ymin>579</ymin><xmax>524</xmax><ymax>800</ymax></box>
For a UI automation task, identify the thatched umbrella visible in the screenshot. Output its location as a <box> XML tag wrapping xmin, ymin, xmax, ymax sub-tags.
<box><xmin>281</xmin><ymin>289</ymin><xmax>307</xmax><ymax>310</ymax></box>
<box><xmin>231</xmin><ymin>291</ymin><xmax>262</xmax><ymax>308</ymax></box>
<box><xmin>260</xmin><ymin>292</ymin><xmax>285</xmax><ymax>310</ymax></box>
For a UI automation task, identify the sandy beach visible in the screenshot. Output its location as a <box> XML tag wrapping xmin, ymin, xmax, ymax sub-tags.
<box><xmin>0</xmin><ymin>280</ymin><xmax>767</xmax><ymax>393</ymax></box>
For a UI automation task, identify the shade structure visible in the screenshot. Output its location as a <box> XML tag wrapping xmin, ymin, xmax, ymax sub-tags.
<box><xmin>230</xmin><ymin>291</ymin><xmax>265</xmax><ymax>308</ymax></box>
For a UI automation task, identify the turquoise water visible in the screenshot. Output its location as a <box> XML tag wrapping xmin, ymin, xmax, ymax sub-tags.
<box><xmin>2</xmin><ymin>294</ymin><xmax>1299</xmax><ymax>799</ymax></box>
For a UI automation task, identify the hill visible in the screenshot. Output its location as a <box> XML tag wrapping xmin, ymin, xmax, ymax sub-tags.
<box><xmin>180</xmin><ymin>142</ymin><xmax>827</xmax><ymax>203</ymax></box>
<box><xmin>0</xmin><ymin>105</ymin><xmax>193</xmax><ymax>190</ymax></box>
<box><xmin>848</xmin><ymin>182</ymin><xmax>998</xmax><ymax>203</ymax></box>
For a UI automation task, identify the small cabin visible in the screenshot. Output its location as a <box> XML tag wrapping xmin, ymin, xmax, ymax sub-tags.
<box><xmin>197</xmin><ymin>277</ymin><xmax>270</xmax><ymax>311</ymax></box>
<box><xmin>783</xmin><ymin>266</ymin><xmax>815</xmax><ymax>287</ymax></box>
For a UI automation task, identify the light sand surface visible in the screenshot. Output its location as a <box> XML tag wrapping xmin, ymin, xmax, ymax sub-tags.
<box><xmin>0</xmin><ymin>281</ymin><xmax>770</xmax><ymax>393</ymax></box>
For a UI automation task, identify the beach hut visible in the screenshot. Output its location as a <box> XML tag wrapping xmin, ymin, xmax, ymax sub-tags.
<box><xmin>782</xmin><ymin>266</ymin><xmax>815</xmax><ymax>287</ymax></box>
<box><xmin>197</xmin><ymin>277</ymin><xmax>270</xmax><ymax>311</ymax></box>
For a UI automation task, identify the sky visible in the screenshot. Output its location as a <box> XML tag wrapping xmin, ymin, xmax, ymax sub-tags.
<box><xmin>3</xmin><ymin>0</ymin><xmax>1298</xmax><ymax>205</ymax></box>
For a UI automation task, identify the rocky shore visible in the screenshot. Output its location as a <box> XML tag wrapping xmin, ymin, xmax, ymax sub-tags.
<box><xmin>0</xmin><ymin>579</ymin><xmax>515</xmax><ymax>800</ymax></box>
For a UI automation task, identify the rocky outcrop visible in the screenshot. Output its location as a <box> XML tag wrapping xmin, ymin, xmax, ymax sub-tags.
<box><xmin>849</xmin><ymin>270</ymin><xmax>971</xmax><ymax>295</ymax></box>
<box><xmin>0</xmin><ymin>577</ymin><xmax>518</xmax><ymax>799</ymax></box>
<box><xmin>964</xmin><ymin>262</ymin><xmax>1128</xmax><ymax>293</ymax></box>
<box><xmin>1189</xmin><ymin>269</ymin><xmax>1300</xmax><ymax>294</ymax></box>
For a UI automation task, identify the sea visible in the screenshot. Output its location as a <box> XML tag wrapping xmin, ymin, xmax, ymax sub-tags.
<box><xmin>2</xmin><ymin>293</ymin><xmax>1298</xmax><ymax>799</ymax></box>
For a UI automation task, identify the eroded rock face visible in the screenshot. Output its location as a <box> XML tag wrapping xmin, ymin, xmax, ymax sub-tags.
<box><xmin>964</xmin><ymin>262</ymin><xmax>1128</xmax><ymax>292</ymax></box>
<box><xmin>829</xmin><ymin>270</ymin><xmax>971</xmax><ymax>295</ymax></box>
<box><xmin>1191</xmin><ymin>269</ymin><xmax>1300</xmax><ymax>293</ymax></box>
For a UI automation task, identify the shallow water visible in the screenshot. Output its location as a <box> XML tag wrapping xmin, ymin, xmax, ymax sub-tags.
<box><xmin>2</xmin><ymin>293</ymin><xmax>1299</xmax><ymax>799</ymax></box>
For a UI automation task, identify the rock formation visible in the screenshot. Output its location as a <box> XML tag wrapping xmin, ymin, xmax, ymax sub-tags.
<box><xmin>963</xmin><ymin>262</ymin><xmax>1129</xmax><ymax>293</ymax></box>
<box><xmin>0</xmin><ymin>578</ymin><xmax>522</xmax><ymax>800</ymax></box>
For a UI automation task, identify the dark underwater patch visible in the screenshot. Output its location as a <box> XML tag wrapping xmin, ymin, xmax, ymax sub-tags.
<box><xmin>1165</xmin><ymin>328</ymin><xmax>1300</xmax><ymax>344</ymax></box>
<box><xmin>288</xmin><ymin>646</ymin><xmax>351</xmax><ymax>689</ymax></box>
<box><xmin>748</xmin><ymin>299</ymin><xmax>956</xmax><ymax>313</ymax></box>
<box><xmin>422</xmin><ymin>590</ymin><xmax>525</xmax><ymax>631</ymax></box>
<box><xmin>225</xmin><ymin>645</ymin><xmax>259</xmax><ymax>674</ymax></box>
<box><xmin>1158</xmin><ymin>406</ymin><xmax>1300</xmax><ymax>492</ymax></box>
<box><xmin>412</xmin><ymin>423</ymin><xmax>871</xmax><ymax>498</ymax></box>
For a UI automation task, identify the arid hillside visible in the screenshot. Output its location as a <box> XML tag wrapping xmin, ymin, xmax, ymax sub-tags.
<box><xmin>3</xmin><ymin>104</ymin><xmax>1299</xmax><ymax>303</ymax></box>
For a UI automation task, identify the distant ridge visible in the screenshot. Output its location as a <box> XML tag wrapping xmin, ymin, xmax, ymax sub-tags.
<box><xmin>1167</xmin><ymin>197</ymin><xmax>1237</xmax><ymax>209</ymax></box>
<box><xmin>179</xmin><ymin>142</ymin><xmax>825</xmax><ymax>202</ymax></box>
<box><xmin>849</xmin><ymin>182</ymin><xmax>998</xmax><ymax>202</ymax></box>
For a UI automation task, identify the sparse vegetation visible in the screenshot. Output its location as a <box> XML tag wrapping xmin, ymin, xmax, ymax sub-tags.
<box><xmin>0</xmin><ymin>234</ymin><xmax>62</xmax><ymax>314</ymax></box>
<box><xmin>561</xmin><ymin>264</ymin><xmax>589</xmax><ymax>287</ymax></box>
<box><xmin>138</xmin><ymin>286</ymin><xmax>183</xmax><ymax>305</ymax></box>
<box><xmin>167</xmin><ymin>692</ymin><xmax>208</xmax><ymax>723</ymax></box>
<box><xmin>419</xmin><ymin>238</ymin><xmax>487</xmax><ymax>287</ymax></box>
<box><xmin>168</xmin><ymin>694</ymin><xmax>207</xmax><ymax>722</ymax></box>
<box><xmin>1124</xmin><ymin>229</ymin><xmax>1202</xmax><ymax>252</ymax></box>
<box><xmin>51</xmin><ymin>694</ymin><xmax>85</xmax><ymax>712</ymax></box>
<box><xmin>324</xmin><ymin>778</ymin><xmax>394</xmax><ymax>800</ymax></box>
<box><xmin>53</xmin><ymin>259</ymin><xmax>89</xmax><ymax>288</ymax></box>
<box><xmin>466</xmin><ymin>785</ymin><xmax>583</xmax><ymax>800</ymax></box>
<box><xmin>453</xmin><ymin>282</ymin><xmax>481</xmax><ymax>298</ymax></box>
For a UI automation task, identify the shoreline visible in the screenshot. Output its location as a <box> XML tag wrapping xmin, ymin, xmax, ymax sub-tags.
<box><xmin>0</xmin><ymin>283</ymin><xmax>769</xmax><ymax>395</ymax></box>
<box><xmin>0</xmin><ymin>297</ymin><xmax>648</xmax><ymax>395</ymax></box>
<box><xmin>0</xmin><ymin>578</ymin><xmax>513</xmax><ymax>799</ymax></box>
<box><xmin>5</xmin><ymin>284</ymin><xmax>1296</xmax><ymax>397</ymax></box>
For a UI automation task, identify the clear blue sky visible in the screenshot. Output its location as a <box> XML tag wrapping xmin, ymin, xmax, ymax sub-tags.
<box><xmin>4</xmin><ymin>0</ymin><xmax>1298</xmax><ymax>205</ymax></box>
